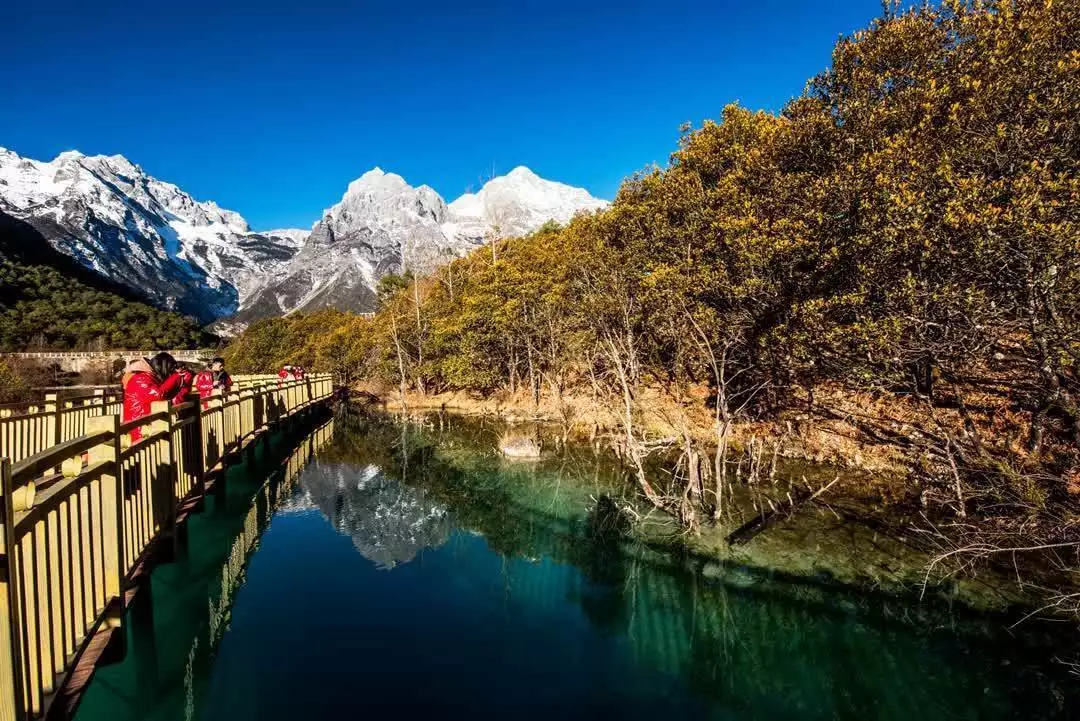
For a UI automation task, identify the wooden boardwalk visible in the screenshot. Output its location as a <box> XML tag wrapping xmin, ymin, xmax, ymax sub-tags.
<box><xmin>0</xmin><ymin>373</ymin><xmax>335</xmax><ymax>721</ymax></box>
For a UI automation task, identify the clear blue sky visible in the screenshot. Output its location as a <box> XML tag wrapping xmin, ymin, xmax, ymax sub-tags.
<box><xmin>2</xmin><ymin>0</ymin><xmax>882</xmax><ymax>231</ymax></box>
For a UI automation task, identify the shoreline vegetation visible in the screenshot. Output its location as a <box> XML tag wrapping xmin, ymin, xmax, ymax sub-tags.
<box><xmin>351</xmin><ymin>406</ymin><xmax>1054</xmax><ymax>620</ymax></box>
<box><xmin>370</xmin><ymin>389</ymin><xmax>1075</xmax><ymax>612</ymax></box>
<box><xmin>225</xmin><ymin>2</ymin><xmax>1079</xmax><ymax>622</ymax></box>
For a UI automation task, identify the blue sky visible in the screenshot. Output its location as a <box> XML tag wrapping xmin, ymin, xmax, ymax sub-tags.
<box><xmin>2</xmin><ymin>0</ymin><xmax>882</xmax><ymax>231</ymax></box>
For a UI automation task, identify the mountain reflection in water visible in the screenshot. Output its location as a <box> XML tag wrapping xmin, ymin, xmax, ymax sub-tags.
<box><xmin>291</xmin><ymin>459</ymin><xmax>451</xmax><ymax>569</ymax></box>
<box><xmin>72</xmin><ymin>408</ymin><xmax>1080</xmax><ymax>721</ymax></box>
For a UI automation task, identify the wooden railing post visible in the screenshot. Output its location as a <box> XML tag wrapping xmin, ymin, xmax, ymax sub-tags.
<box><xmin>204</xmin><ymin>391</ymin><xmax>223</xmax><ymax>469</ymax></box>
<box><xmin>43</xmin><ymin>394</ymin><xmax>59</xmax><ymax>472</ymax></box>
<box><xmin>149</xmin><ymin>402</ymin><xmax>174</xmax><ymax>529</ymax></box>
<box><xmin>241</xmin><ymin>390</ymin><xmax>254</xmax><ymax>437</ymax></box>
<box><xmin>0</xmin><ymin>459</ymin><xmax>25</xmax><ymax>721</ymax></box>
<box><xmin>85</xmin><ymin>416</ymin><xmax>123</xmax><ymax>612</ymax></box>
<box><xmin>235</xmin><ymin>392</ymin><xmax>245</xmax><ymax>439</ymax></box>
<box><xmin>187</xmin><ymin>402</ymin><xmax>205</xmax><ymax>499</ymax></box>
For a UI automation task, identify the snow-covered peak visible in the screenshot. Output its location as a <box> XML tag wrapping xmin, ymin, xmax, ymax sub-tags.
<box><xmin>0</xmin><ymin>146</ymin><xmax>300</xmax><ymax>321</ymax></box>
<box><xmin>506</xmin><ymin>165</ymin><xmax>537</xmax><ymax>179</ymax></box>
<box><xmin>343</xmin><ymin>167</ymin><xmax>408</xmax><ymax>198</ymax></box>
<box><xmin>326</xmin><ymin>167</ymin><xmax>446</xmax><ymax>231</ymax></box>
<box><xmin>445</xmin><ymin>166</ymin><xmax>607</xmax><ymax>241</ymax></box>
<box><xmin>53</xmin><ymin>150</ymin><xmax>85</xmax><ymax>163</ymax></box>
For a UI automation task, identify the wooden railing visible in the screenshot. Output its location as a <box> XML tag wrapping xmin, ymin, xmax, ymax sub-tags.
<box><xmin>0</xmin><ymin>373</ymin><xmax>334</xmax><ymax>720</ymax></box>
<box><xmin>0</xmin><ymin>391</ymin><xmax>123</xmax><ymax>469</ymax></box>
<box><xmin>2</xmin><ymin>351</ymin><xmax>212</xmax><ymax>362</ymax></box>
<box><xmin>0</xmin><ymin>375</ymin><xmax>297</xmax><ymax>467</ymax></box>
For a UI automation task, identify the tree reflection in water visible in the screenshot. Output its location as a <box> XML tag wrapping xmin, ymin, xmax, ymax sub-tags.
<box><xmin>304</xmin><ymin>406</ymin><xmax>1079</xmax><ymax>721</ymax></box>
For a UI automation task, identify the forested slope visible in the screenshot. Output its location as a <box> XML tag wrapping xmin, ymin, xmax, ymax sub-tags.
<box><xmin>0</xmin><ymin>212</ymin><xmax>213</xmax><ymax>349</ymax></box>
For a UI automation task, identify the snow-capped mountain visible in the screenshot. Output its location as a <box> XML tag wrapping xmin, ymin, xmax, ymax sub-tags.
<box><xmin>0</xmin><ymin>147</ymin><xmax>306</xmax><ymax>322</ymax></box>
<box><xmin>445</xmin><ymin>166</ymin><xmax>608</xmax><ymax>243</ymax></box>
<box><xmin>0</xmin><ymin>146</ymin><xmax>607</xmax><ymax>326</ymax></box>
<box><xmin>233</xmin><ymin>167</ymin><xmax>607</xmax><ymax>322</ymax></box>
<box><xmin>235</xmin><ymin>168</ymin><xmax>472</xmax><ymax>321</ymax></box>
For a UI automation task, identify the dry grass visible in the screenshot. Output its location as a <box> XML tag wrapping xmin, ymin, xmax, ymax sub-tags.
<box><xmin>357</xmin><ymin>379</ymin><xmax>910</xmax><ymax>476</ymax></box>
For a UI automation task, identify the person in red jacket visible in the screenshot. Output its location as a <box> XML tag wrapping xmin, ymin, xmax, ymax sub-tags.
<box><xmin>123</xmin><ymin>352</ymin><xmax>193</xmax><ymax>442</ymax></box>
<box><xmin>195</xmin><ymin>357</ymin><xmax>232</xmax><ymax>408</ymax></box>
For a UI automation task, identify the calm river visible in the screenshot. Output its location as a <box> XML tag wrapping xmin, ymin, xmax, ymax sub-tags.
<box><xmin>75</xmin><ymin>408</ymin><xmax>1078</xmax><ymax>720</ymax></box>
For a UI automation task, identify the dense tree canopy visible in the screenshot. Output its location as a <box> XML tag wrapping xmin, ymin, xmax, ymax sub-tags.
<box><xmin>0</xmin><ymin>261</ymin><xmax>213</xmax><ymax>350</ymax></box>
<box><xmin>228</xmin><ymin>1</ymin><xmax>1078</xmax><ymax>523</ymax></box>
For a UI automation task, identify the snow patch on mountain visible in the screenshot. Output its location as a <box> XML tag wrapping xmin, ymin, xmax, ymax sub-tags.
<box><xmin>264</xmin><ymin>228</ymin><xmax>310</xmax><ymax>245</ymax></box>
<box><xmin>0</xmin><ymin>146</ymin><xmax>303</xmax><ymax>322</ymax></box>
<box><xmin>443</xmin><ymin>166</ymin><xmax>608</xmax><ymax>243</ymax></box>
<box><xmin>0</xmin><ymin>146</ymin><xmax>607</xmax><ymax>328</ymax></box>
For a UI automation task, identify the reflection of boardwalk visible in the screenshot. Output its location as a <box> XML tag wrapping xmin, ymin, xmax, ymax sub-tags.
<box><xmin>207</xmin><ymin>418</ymin><xmax>336</xmax><ymax>648</ymax></box>
<box><xmin>73</xmin><ymin>414</ymin><xmax>337</xmax><ymax>721</ymax></box>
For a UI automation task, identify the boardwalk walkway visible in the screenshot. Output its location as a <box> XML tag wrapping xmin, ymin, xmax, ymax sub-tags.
<box><xmin>0</xmin><ymin>373</ymin><xmax>335</xmax><ymax>720</ymax></box>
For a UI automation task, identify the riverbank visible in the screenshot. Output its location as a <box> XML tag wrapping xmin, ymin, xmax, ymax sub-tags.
<box><xmin>360</xmin><ymin>380</ymin><xmax>931</xmax><ymax>483</ymax></box>
<box><xmin>355</xmin><ymin>385</ymin><xmax>1080</xmax><ymax>620</ymax></box>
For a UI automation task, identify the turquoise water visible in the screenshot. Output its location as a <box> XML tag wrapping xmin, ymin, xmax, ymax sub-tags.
<box><xmin>76</xmin><ymin>409</ymin><xmax>1078</xmax><ymax>720</ymax></box>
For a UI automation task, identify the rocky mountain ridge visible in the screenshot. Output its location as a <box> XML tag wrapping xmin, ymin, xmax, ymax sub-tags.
<box><xmin>0</xmin><ymin>147</ymin><xmax>607</xmax><ymax>327</ymax></box>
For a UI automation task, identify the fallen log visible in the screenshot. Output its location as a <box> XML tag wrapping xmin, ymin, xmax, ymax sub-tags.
<box><xmin>726</xmin><ymin>475</ymin><xmax>841</xmax><ymax>547</ymax></box>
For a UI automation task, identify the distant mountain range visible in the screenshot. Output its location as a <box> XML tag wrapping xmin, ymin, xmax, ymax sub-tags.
<box><xmin>0</xmin><ymin>147</ymin><xmax>607</xmax><ymax>330</ymax></box>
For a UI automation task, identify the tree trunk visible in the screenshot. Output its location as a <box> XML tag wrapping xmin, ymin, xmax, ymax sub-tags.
<box><xmin>412</xmin><ymin>282</ymin><xmax>425</xmax><ymax>396</ymax></box>
<box><xmin>526</xmin><ymin>340</ymin><xmax>539</xmax><ymax>409</ymax></box>
<box><xmin>389</xmin><ymin>314</ymin><xmax>408</xmax><ymax>412</ymax></box>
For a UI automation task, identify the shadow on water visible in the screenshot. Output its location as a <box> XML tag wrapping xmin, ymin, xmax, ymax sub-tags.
<box><xmin>76</xmin><ymin>405</ymin><xmax>1079</xmax><ymax>721</ymax></box>
<box><xmin>74</xmin><ymin>410</ymin><xmax>336</xmax><ymax>721</ymax></box>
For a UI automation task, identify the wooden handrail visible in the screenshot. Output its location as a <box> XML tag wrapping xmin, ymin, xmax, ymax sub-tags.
<box><xmin>13</xmin><ymin>460</ymin><xmax>116</xmax><ymax>534</ymax></box>
<box><xmin>118</xmin><ymin>411</ymin><xmax>169</xmax><ymax>436</ymax></box>
<box><xmin>10</xmin><ymin>431</ymin><xmax>113</xmax><ymax>483</ymax></box>
<box><xmin>0</xmin><ymin>373</ymin><xmax>335</xmax><ymax>720</ymax></box>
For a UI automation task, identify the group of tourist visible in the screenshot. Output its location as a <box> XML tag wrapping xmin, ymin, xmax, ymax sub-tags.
<box><xmin>120</xmin><ymin>352</ymin><xmax>306</xmax><ymax>440</ymax></box>
<box><xmin>278</xmin><ymin>364</ymin><xmax>306</xmax><ymax>382</ymax></box>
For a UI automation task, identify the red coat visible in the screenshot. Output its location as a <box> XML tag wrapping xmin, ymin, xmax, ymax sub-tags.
<box><xmin>195</xmin><ymin>370</ymin><xmax>232</xmax><ymax>397</ymax></box>
<box><xmin>123</xmin><ymin>370</ymin><xmax>192</xmax><ymax>441</ymax></box>
<box><xmin>278</xmin><ymin>367</ymin><xmax>304</xmax><ymax>382</ymax></box>
<box><xmin>196</xmin><ymin>370</ymin><xmax>232</xmax><ymax>409</ymax></box>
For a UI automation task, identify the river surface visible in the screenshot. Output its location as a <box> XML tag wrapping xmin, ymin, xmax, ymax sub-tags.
<box><xmin>75</xmin><ymin>408</ymin><xmax>1078</xmax><ymax>720</ymax></box>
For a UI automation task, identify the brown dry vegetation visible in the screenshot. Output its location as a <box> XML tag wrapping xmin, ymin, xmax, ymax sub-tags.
<box><xmin>228</xmin><ymin>1</ymin><xmax>1080</xmax><ymax>612</ymax></box>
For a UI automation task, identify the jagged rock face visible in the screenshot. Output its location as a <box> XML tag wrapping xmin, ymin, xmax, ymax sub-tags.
<box><xmin>0</xmin><ymin>147</ymin><xmax>306</xmax><ymax>323</ymax></box>
<box><xmin>233</xmin><ymin>168</ymin><xmax>474</xmax><ymax>322</ymax></box>
<box><xmin>0</xmin><ymin>147</ymin><xmax>608</xmax><ymax>327</ymax></box>
<box><xmin>239</xmin><ymin>167</ymin><xmax>608</xmax><ymax>322</ymax></box>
